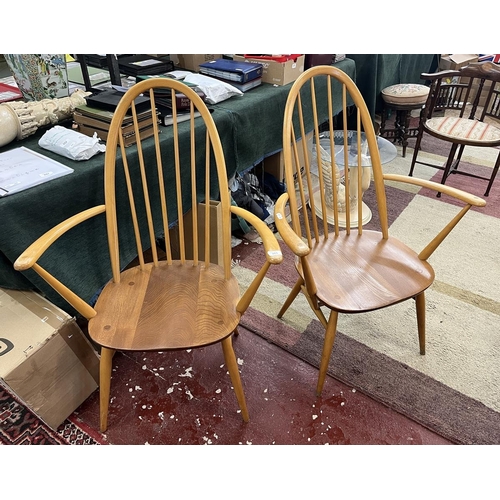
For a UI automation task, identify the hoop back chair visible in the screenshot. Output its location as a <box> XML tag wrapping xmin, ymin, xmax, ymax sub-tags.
<box><xmin>409</xmin><ymin>61</ymin><xmax>500</xmax><ymax>196</ymax></box>
<box><xmin>14</xmin><ymin>79</ymin><xmax>283</xmax><ymax>431</ymax></box>
<box><xmin>274</xmin><ymin>65</ymin><xmax>486</xmax><ymax>395</ymax></box>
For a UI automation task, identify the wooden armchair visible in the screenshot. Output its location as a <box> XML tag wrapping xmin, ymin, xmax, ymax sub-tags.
<box><xmin>14</xmin><ymin>78</ymin><xmax>283</xmax><ymax>431</ymax></box>
<box><xmin>409</xmin><ymin>61</ymin><xmax>500</xmax><ymax>196</ymax></box>
<box><xmin>273</xmin><ymin>65</ymin><xmax>486</xmax><ymax>396</ymax></box>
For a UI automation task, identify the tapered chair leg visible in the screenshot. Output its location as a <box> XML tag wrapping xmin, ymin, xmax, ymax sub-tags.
<box><xmin>99</xmin><ymin>347</ymin><xmax>115</xmax><ymax>432</ymax></box>
<box><xmin>409</xmin><ymin>127</ymin><xmax>425</xmax><ymax>176</ymax></box>
<box><xmin>278</xmin><ymin>276</ymin><xmax>303</xmax><ymax>318</ymax></box>
<box><xmin>316</xmin><ymin>310</ymin><xmax>339</xmax><ymax>396</ymax></box>
<box><xmin>485</xmin><ymin>150</ymin><xmax>500</xmax><ymax>197</ymax></box>
<box><xmin>415</xmin><ymin>292</ymin><xmax>426</xmax><ymax>355</ymax></box>
<box><xmin>221</xmin><ymin>336</ymin><xmax>249</xmax><ymax>422</ymax></box>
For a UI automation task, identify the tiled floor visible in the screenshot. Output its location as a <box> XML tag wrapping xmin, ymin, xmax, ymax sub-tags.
<box><xmin>74</xmin><ymin>320</ymin><xmax>452</xmax><ymax>445</ymax></box>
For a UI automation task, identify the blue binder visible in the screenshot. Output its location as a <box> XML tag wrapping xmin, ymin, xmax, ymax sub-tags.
<box><xmin>199</xmin><ymin>58</ymin><xmax>263</xmax><ymax>83</ymax></box>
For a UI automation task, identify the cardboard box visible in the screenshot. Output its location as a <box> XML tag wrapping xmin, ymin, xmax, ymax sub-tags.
<box><xmin>263</xmin><ymin>131</ymin><xmax>314</xmax><ymax>183</ymax></box>
<box><xmin>171</xmin><ymin>54</ymin><xmax>223</xmax><ymax>72</ymax></box>
<box><xmin>439</xmin><ymin>54</ymin><xmax>478</xmax><ymax>71</ymax></box>
<box><xmin>168</xmin><ymin>201</ymin><xmax>224</xmax><ymax>265</ymax></box>
<box><xmin>0</xmin><ymin>288</ymin><xmax>100</xmax><ymax>430</ymax></box>
<box><xmin>460</xmin><ymin>78</ymin><xmax>500</xmax><ymax>108</ymax></box>
<box><xmin>233</xmin><ymin>55</ymin><xmax>305</xmax><ymax>86</ymax></box>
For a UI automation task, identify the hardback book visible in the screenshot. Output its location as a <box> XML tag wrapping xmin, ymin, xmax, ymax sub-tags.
<box><xmin>213</xmin><ymin>77</ymin><xmax>262</xmax><ymax>92</ymax></box>
<box><xmin>154</xmin><ymin>89</ymin><xmax>206</xmax><ymax>111</ymax></box>
<box><xmin>76</xmin><ymin>123</ymin><xmax>158</xmax><ymax>147</ymax></box>
<box><xmin>86</xmin><ymin>89</ymin><xmax>151</xmax><ymax>115</ymax></box>
<box><xmin>74</xmin><ymin>105</ymin><xmax>154</xmax><ymax>125</ymax></box>
<box><xmin>117</xmin><ymin>55</ymin><xmax>174</xmax><ymax>76</ymax></box>
<box><xmin>199</xmin><ymin>58</ymin><xmax>263</xmax><ymax>83</ymax></box>
<box><xmin>0</xmin><ymin>82</ymin><xmax>23</xmax><ymax>103</ymax></box>
<box><xmin>73</xmin><ymin>110</ymin><xmax>158</xmax><ymax>135</ymax></box>
<box><xmin>160</xmin><ymin>110</ymin><xmax>202</xmax><ymax>126</ymax></box>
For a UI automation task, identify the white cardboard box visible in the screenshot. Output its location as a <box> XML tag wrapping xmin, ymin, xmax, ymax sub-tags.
<box><xmin>0</xmin><ymin>288</ymin><xmax>100</xmax><ymax>430</ymax></box>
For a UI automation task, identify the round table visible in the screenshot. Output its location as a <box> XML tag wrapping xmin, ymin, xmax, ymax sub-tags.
<box><xmin>312</xmin><ymin>131</ymin><xmax>397</xmax><ymax>227</ymax></box>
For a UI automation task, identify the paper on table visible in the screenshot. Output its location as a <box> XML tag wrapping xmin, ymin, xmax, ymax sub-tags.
<box><xmin>0</xmin><ymin>146</ymin><xmax>74</xmax><ymax>197</ymax></box>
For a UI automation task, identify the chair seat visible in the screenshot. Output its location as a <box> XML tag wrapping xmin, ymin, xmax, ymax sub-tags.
<box><xmin>425</xmin><ymin>116</ymin><xmax>500</xmax><ymax>145</ymax></box>
<box><xmin>299</xmin><ymin>231</ymin><xmax>434</xmax><ymax>313</ymax></box>
<box><xmin>89</xmin><ymin>261</ymin><xmax>241</xmax><ymax>351</ymax></box>
<box><xmin>381</xmin><ymin>83</ymin><xmax>429</xmax><ymax>106</ymax></box>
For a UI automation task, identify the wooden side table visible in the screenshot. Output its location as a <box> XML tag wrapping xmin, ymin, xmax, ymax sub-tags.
<box><xmin>379</xmin><ymin>83</ymin><xmax>429</xmax><ymax>158</ymax></box>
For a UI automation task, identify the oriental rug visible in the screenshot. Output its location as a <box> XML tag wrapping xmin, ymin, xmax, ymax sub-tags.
<box><xmin>233</xmin><ymin>136</ymin><xmax>500</xmax><ymax>445</ymax></box>
<box><xmin>0</xmin><ymin>384</ymin><xmax>107</xmax><ymax>445</ymax></box>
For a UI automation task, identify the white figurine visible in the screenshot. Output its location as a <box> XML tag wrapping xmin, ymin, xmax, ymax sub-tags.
<box><xmin>0</xmin><ymin>89</ymin><xmax>90</xmax><ymax>148</ymax></box>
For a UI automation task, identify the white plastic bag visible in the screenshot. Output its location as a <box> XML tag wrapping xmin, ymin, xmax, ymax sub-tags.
<box><xmin>39</xmin><ymin>125</ymin><xmax>106</xmax><ymax>161</ymax></box>
<box><xmin>183</xmin><ymin>73</ymin><xmax>243</xmax><ymax>104</ymax></box>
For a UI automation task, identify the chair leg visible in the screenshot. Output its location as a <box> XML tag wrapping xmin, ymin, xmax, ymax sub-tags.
<box><xmin>316</xmin><ymin>310</ymin><xmax>339</xmax><ymax>396</ymax></box>
<box><xmin>400</xmin><ymin>109</ymin><xmax>411</xmax><ymax>158</ymax></box>
<box><xmin>437</xmin><ymin>143</ymin><xmax>459</xmax><ymax>198</ymax></box>
<box><xmin>409</xmin><ymin>127</ymin><xmax>425</xmax><ymax>177</ymax></box>
<box><xmin>99</xmin><ymin>347</ymin><xmax>115</xmax><ymax>432</ymax></box>
<box><xmin>485</xmin><ymin>149</ymin><xmax>500</xmax><ymax>197</ymax></box>
<box><xmin>415</xmin><ymin>292</ymin><xmax>426</xmax><ymax>355</ymax></box>
<box><xmin>221</xmin><ymin>336</ymin><xmax>249</xmax><ymax>422</ymax></box>
<box><xmin>277</xmin><ymin>276</ymin><xmax>303</xmax><ymax>318</ymax></box>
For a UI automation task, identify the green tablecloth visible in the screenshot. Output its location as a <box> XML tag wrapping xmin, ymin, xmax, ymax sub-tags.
<box><xmin>346</xmin><ymin>54</ymin><xmax>438</xmax><ymax>119</ymax></box>
<box><xmin>0</xmin><ymin>58</ymin><xmax>356</xmax><ymax>313</ymax></box>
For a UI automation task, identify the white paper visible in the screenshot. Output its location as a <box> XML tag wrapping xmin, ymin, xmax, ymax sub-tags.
<box><xmin>0</xmin><ymin>146</ymin><xmax>74</xmax><ymax>197</ymax></box>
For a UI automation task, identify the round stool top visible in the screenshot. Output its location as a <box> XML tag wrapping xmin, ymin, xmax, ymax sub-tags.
<box><xmin>381</xmin><ymin>83</ymin><xmax>429</xmax><ymax>106</ymax></box>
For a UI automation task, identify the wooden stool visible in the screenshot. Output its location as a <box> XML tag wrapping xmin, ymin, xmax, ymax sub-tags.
<box><xmin>380</xmin><ymin>83</ymin><xmax>429</xmax><ymax>158</ymax></box>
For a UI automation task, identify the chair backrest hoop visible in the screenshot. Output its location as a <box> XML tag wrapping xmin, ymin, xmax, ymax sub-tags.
<box><xmin>103</xmin><ymin>78</ymin><xmax>232</xmax><ymax>283</ymax></box>
<box><xmin>282</xmin><ymin>65</ymin><xmax>389</xmax><ymax>246</ymax></box>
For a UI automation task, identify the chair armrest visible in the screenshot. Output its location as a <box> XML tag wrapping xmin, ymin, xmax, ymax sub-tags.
<box><xmin>383</xmin><ymin>174</ymin><xmax>486</xmax><ymax>260</ymax></box>
<box><xmin>230</xmin><ymin>205</ymin><xmax>283</xmax><ymax>265</ymax></box>
<box><xmin>383</xmin><ymin>174</ymin><xmax>486</xmax><ymax>207</ymax></box>
<box><xmin>274</xmin><ymin>193</ymin><xmax>310</xmax><ymax>257</ymax></box>
<box><xmin>13</xmin><ymin>205</ymin><xmax>106</xmax><ymax>320</ymax></box>
<box><xmin>14</xmin><ymin>205</ymin><xmax>107</xmax><ymax>271</ymax></box>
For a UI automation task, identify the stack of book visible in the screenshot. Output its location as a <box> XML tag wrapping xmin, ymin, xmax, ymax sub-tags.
<box><xmin>73</xmin><ymin>104</ymin><xmax>159</xmax><ymax>147</ymax></box>
<box><xmin>117</xmin><ymin>55</ymin><xmax>174</xmax><ymax>77</ymax></box>
<box><xmin>198</xmin><ymin>58</ymin><xmax>263</xmax><ymax>92</ymax></box>
<box><xmin>137</xmin><ymin>77</ymin><xmax>207</xmax><ymax>126</ymax></box>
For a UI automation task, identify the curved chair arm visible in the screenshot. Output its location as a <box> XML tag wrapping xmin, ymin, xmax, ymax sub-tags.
<box><xmin>383</xmin><ymin>174</ymin><xmax>486</xmax><ymax>207</ymax></box>
<box><xmin>230</xmin><ymin>205</ymin><xmax>283</xmax><ymax>316</ymax></box>
<box><xmin>230</xmin><ymin>205</ymin><xmax>283</xmax><ymax>265</ymax></box>
<box><xmin>15</xmin><ymin>205</ymin><xmax>107</xmax><ymax>270</ymax></box>
<box><xmin>14</xmin><ymin>205</ymin><xmax>106</xmax><ymax>320</ymax></box>
<box><xmin>274</xmin><ymin>192</ymin><xmax>310</xmax><ymax>257</ymax></box>
<box><xmin>383</xmin><ymin>174</ymin><xmax>486</xmax><ymax>260</ymax></box>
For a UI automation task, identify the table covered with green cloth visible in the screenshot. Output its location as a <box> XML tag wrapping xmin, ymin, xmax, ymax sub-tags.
<box><xmin>346</xmin><ymin>54</ymin><xmax>438</xmax><ymax>119</ymax></box>
<box><xmin>0</xmin><ymin>58</ymin><xmax>356</xmax><ymax>314</ymax></box>
<box><xmin>210</xmin><ymin>57</ymin><xmax>356</xmax><ymax>169</ymax></box>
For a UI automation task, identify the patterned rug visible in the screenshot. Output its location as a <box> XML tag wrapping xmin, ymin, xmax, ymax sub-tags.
<box><xmin>0</xmin><ymin>384</ymin><xmax>107</xmax><ymax>445</ymax></box>
<box><xmin>232</xmin><ymin>134</ymin><xmax>500</xmax><ymax>445</ymax></box>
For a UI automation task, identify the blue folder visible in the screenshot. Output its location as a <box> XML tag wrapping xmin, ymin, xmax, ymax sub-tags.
<box><xmin>199</xmin><ymin>58</ymin><xmax>263</xmax><ymax>83</ymax></box>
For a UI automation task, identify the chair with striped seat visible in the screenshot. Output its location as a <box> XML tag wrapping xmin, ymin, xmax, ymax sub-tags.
<box><xmin>409</xmin><ymin>61</ymin><xmax>500</xmax><ymax>196</ymax></box>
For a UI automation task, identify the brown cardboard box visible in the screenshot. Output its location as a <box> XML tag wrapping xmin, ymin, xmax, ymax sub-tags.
<box><xmin>233</xmin><ymin>55</ymin><xmax>305</xmax><ymax>86</ymax></box>
<box><xmin>460</xmin><ymin>79</ymin><xmax>500</xmax><ymax>107</ymax></box>
<box><xmin>171</xmin><ymin>54</ymin><xmax>223</xmax><ymax>72</ymax></box>
<box><xmin>0</xmin><ymin>288</ymin><xmax>100</xmax><ymax>430</ymax></box>
<box><xmin>168</xmin><ymin>201</ymin><xmax>224</xmax><ymax>265</ymax></box>
<box><xmin>439</xmin><ymin>54</ymin><xmax>478</xmax><ymax>71</ymax></box>
<box><xmin>263</xmin><ymin>131</ymin><xmax>314</xmax><ymax>183</ymax></box>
